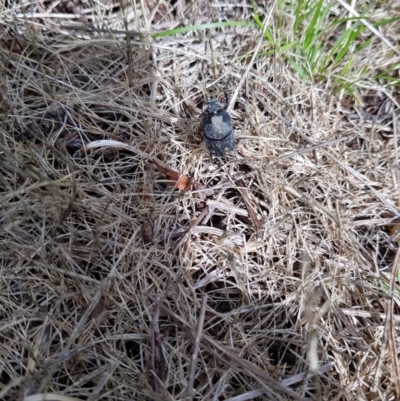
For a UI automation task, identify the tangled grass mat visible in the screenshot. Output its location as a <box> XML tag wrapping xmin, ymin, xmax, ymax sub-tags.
<box><xmin>1</xmin><ymin>1</ymin><xmax>400</xmax><ymax>400</ymax></box>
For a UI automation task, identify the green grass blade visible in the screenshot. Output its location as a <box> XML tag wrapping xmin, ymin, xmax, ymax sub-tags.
<box><xmin>303</xmin><ymin>0</ymin><xmax>324</xmax><ymax>49</ymax></box>
<box><xmin>152</xmin><ymin>21</ymin><xmax>255</xmax><ymax>38</ymax></box>
<box><xmin>294</xmin><ymin>0</ymin><xmax>306</xmax><ymax>33</ymax></box>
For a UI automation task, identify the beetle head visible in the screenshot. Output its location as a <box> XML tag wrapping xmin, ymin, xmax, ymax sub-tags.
<box><xmin>204</xmin><ymin>99</ymin><xmax>224</xmax><ymax>114</ymax></box>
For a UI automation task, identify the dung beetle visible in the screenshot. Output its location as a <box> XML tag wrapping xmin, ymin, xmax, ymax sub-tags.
<box><xmin>201</xmin><ymin>93</ymin><xmax>234</xmax><ymax>157</ymax></box>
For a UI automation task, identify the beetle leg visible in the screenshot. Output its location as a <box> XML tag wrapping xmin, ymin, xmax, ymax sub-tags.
<box><xmin>224</xmin><ymin>92</ymin><xmax>230</xmax><ymax>110</ymax></box>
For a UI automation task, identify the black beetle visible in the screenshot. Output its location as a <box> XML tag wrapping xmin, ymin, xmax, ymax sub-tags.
<box><xmin>201</xmin><ymin>93</ymin><xmax>234</xmax><ymax>157</ymax></box>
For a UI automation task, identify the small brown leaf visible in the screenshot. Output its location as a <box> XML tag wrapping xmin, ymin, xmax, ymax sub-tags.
<box><xmin>142</xmin><ymin>221</ymin><xmax>154</xmax><ymax>244</ymax></box>
<box><xmin>152</xmin><ymin>160</ymin><xmax>192</xmax><ymax>190</ymax></box>
<box><xmin>90</xmin><ymin>296</ymin><xmax>105</xmax><ymax>320</ymax></box>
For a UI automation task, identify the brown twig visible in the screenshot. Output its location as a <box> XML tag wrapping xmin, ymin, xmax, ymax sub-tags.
<box><xmin>187</xmin><ymin>294</ymin><xmax>207</xmax><ymax>401</ymax></box>
<box><xmin>149</xmin><ymin>277</ymin><xmax>171</xmax><ymax>398</ymax></box>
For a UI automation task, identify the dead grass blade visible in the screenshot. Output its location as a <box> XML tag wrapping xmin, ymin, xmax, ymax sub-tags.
<box><xmin>24</xmin><ymin>394</ymin><xmax>83</xmax><ymax>401</ymax></box>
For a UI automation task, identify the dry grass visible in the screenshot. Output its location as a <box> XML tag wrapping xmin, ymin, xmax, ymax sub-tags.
<box><xmin>1</xmin><ymin>1</ymin><xmax>400</xmax><ymax>400</ymax></box>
